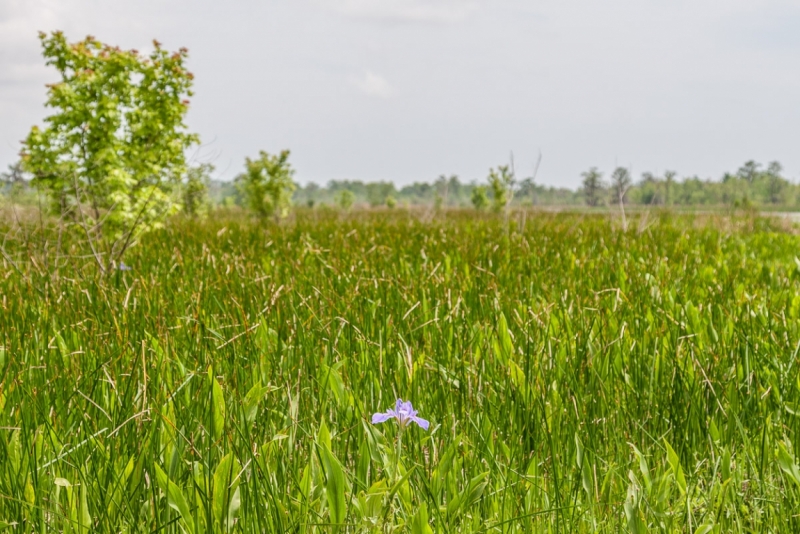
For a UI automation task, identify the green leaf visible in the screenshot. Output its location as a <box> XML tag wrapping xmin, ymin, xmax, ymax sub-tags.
<box><xmin>664</xmin><ymin>439</ymin><xmax>687</xmax><ymax>495</ymax></box>
<box><xmin>78</xmin><ymin>482</ymin><xmax>91</xmax><ymax>533</ymax></box>
<box><xmin>410</xmin><ymin>502</ymin><xmax>433</xmax><ymax>534</ymax></box>
<box><xmin>318</xmin><ymin>444</ymin><xmax>347</xmax><ymax>527</ymax></box>
<box><xmin>154</xmin><ymin>463</ymin><xmax>195</xmax><ymax>534</ymax></box>
<box><xmin>721</xmin><ymin>447</ymin><xmax>731</xmax><ymax>483</ymax></box>
<box><xmin>242</xmin><ymin>380</ymin><xmax>273</xmax><ymax>424</ymax></box>
<box><xmin>624</xmin><ymin>473</ymin><xmax>647</xmax><ymax>534</ymax></box>
<box><xmin>492</xmin><ymin>312</ymin><xmax>514</xmax><ymax>363</ymax></box>
<box><xmin>777</xmin><ymin>442</ymin><xmax>800</xmax><ymax>487</ymax></box>
<box><xmin>208</xmin><ymin>367</ymin><xmax>225</xmax><ymax>440</ymax></box>
<box><xmin>575</xmin><ymin>433</ymin><xmax>584</xmax><ymax>469</ymax></box>
<box><xmin>213</xmin><ymin>453</ymin><xmax>241</xmax><ymax>528</ymax></box>
<box><xmin>318</xmin><ymin>420</ymin><xmax>332</xmax><ymax>451</ymax></box>
<box><xmin>462</xmin><ymin>471</ymin><xmax>489</xmax><ymax>510</ymax></box>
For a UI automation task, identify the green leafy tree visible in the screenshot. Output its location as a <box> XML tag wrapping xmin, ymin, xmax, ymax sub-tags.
<box><xmin>471</xmin><ymin>186</ymin><xmax>488</xmax><ymax>210</ymax></box>
<box><xmin>182</xmin><ymin>163</ymin><xmax>213</xmax><ymax>217</ymax></box>
<box><xmin>737</xmin><ymin>160</ymin><xmax>761</xmax><ymax>183</ymax></box>
<box><xmin>335</xmin><ymin>189</ymin><xmax>355</xmax><ymax>211</ymax></box>
<box><xmin>636</xmin><ymin>172</ymin><xmax>660</xmax><ymax>205</ymax></box>
<box><xmin>236</xmin><ymin>150</ymin><xmax>296</xmax><ymax>218</ymax></box>
<box><xmin>385</xmin><ymin>195</ymin><xmax>397</xmax><ymax>209</ymax></box>
<box><xmin>488</xmin><ymin>165</ymin><xmax>514</xmax><ymax>212</ymax></box>
<box><xmin>1</xmin><ymin>162</ymin><xmax>30</xmax><ymax>202</ymax></box>
<box><xmin>365</xmin><ymin>181</ymin><xmax>396</xmax><ymax>207</ymax></box>
<box><xmin>765</xmin><ymin>161</ymin><xmax>786</xmax><ymax>204</ymax></box>
<box><xmin>21</xmin><ymin>32</ymin><xmax>198</xmax><ymax>268</ymax></box>
<box><xmin>581</xmin><ymin>168</ymin><xmax>604</xmax><ymax>207</ymax></box>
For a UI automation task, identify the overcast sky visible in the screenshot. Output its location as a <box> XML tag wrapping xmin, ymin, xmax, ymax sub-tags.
<box><xmin>1</xmin><ymin>0</ymin><xmax>799</xmax><ymax>188</ymax></box>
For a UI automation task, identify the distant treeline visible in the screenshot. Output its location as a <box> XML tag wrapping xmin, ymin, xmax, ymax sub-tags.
<box><xmin>3</xmin><ymin>159</ymin><xmax>798</xmax><ymax>210</ymax></box>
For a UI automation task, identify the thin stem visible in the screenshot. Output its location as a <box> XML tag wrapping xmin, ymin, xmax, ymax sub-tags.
<box><xmin>394</xmin><ymin>425</ymin><xmax>404</xmax><ymax>485</ymax></box>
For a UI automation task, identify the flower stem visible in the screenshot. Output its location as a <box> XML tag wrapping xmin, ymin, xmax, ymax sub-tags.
<box><xmin>394</xmin><ymin>425</ymin><xmax>404</xmax><ymax>484</ymax></box>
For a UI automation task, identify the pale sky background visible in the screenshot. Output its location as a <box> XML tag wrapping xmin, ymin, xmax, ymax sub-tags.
<box><xmin>1</xmin><ymin>0</ymin><xmax>799</xmax><ymax>188</ymax></box>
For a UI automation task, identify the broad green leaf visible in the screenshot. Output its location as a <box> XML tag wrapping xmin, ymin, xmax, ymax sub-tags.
<box><xmin>154</xmin><ymin>464</ymin><xmax>195</xmax><ymax>534</ymax></box>
<box><xmin>209</xmin><ymin>367</ymin><xmax>225</xmax><ymax>440</ymax></box>
<box><xmin>242</xmin><ymin>380</ymin><xmax>272</xmax><ymax>424</ymax></box>
<box><xmin>492</xmin><ymin>312</ymin><xmax>514</xmax><ymax>363</ymax></box>
<box><xmin>318</xmin><ymin>420</ymin><xmax>332</xmax><ymax>451</ymax></box>
<box><xmin>213</xmin><ymin>453</ymin><xmax>241</xmax><ymax>528</ymax></box>
<box><xmin>318</xmin><ymin>444</ymin><xmax>347</xmax><ymax>527</ymax></box>
<box><xmin>410</xmin><ymin>502</ymin><xmax>433</xmax><ymax>534</ymax></box>
<box><xmin>575</xmin><ymin>433</ymin><xmax>584</xmax><ymax>469</ymax></box>
<box><xmin>777</xmin><ymin>442</ymin><xmax>800</xmax><ymax>487</ymax></box>
<box><xmin>664</xmin><ymin>439</ymin><xmax>687</xmax><ymax>495</ymax></box>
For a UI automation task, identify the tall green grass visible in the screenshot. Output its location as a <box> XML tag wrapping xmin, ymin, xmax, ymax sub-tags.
<box><xmin>1</xmin><ymin>210</ymin><xmax>799</xmax><ymax>532</ymax></box>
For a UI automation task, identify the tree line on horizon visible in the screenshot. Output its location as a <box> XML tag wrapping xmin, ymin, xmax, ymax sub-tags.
<box><xmin>4</xmin><ymin>157</ymin><xmax>798</xmax><ymax>213</ymax></box>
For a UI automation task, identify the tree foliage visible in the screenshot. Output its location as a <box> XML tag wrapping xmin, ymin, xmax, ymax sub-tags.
<box><xmin>182</xmin><ymin>163</ymin><xmax>213</xmax><ymax>218</ymax></box>
<box><xmin>235</xmin><ymin>150</ymin><xmax>296</xmax><ymax>218</ymax></box>
<box><xmin>488</xmin><ymin>165</ymin><xmax>514</xmax><ymax>212</ymax></box>
<box><xmin>21</xmin><ymin>32</ymin><xmax>198</xmax><ymax>265</ymax></box>
<box><xmin>335</xmin><ymin>189</ymin><xmax>355</xmax><ymax>211</ymax></box>
<box><xmin>471</xmin><ymin>186</ymin><xmax>488</xmax><ymax>210</ymax></box>
<box><xmin>581</xmin><ymin>168</ymin><xmax>604</xmax><ymax>207</ymax></box>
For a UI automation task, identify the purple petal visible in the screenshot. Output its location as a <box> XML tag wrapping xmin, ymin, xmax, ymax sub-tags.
<box><xmin>372</xmin><ymin>412</ymin><xmax>393</xmax><ymax>424</ymax></box>
<box><xmin>399</xmin><ymin>400</ymin><xmax>414</xmax><ymax>416</ymax></box>
<box><xmin>411</xmin><ymin>416</ymin><xmax>430</xmax><ymax>430</ymax></box>
<box><xmin>395</xmin><ymin>399</ymin><xmax>404</xmax><ymax>412</ymax></box>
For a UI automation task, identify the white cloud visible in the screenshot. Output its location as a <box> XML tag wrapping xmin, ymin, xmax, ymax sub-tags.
<box><xmin>351</xmin><ymin>71</ymin><xmax>394</xmax><ymax>98</ymax></box>
<box><xmin>322</xmin><ymin>0</ymin><xmax>479</xmax><ymax>24</ymax></box>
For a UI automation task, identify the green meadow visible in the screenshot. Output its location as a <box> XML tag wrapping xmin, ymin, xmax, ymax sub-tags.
<box><xmin>1</xmin><ymin>210</ymin><xmax>800</xmax><ymax>532</ymax></box>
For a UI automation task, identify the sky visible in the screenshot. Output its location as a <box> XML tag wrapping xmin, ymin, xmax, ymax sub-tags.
<box><xmin>1</xmin><ymin>0</ymin><xmax>799</xmax><ymax>188</ymax></box>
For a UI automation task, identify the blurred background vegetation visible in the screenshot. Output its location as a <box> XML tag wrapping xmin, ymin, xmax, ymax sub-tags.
<box><xmin>4</xmin><ymin>158</ymin><xmax>797</xmax><ymax>213</ymax></box>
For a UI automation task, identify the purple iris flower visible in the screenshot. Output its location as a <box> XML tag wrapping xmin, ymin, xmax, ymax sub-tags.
<box><xmin>118</xmin><ymin>262</ymin><xmax>132</xmax><ymax>271</ymax></box>
<box><xmin>372</xmin><ymin>399</ymin><xmax>430</xmax><ymax>430</ymax></box>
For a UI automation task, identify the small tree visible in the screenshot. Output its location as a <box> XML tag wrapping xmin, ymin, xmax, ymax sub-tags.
<box><xmin>765</xmin><ymin>161</ymin><xmax>785</xmax><ymax>204</ymax></box>
<box><xmin>366</xmin><ymin>182</ymin><xmax>396</xmax><ymax>207</ymax></box>
<box><xmin>581</xmin><ymin>168</ymin><xmax>604</xmax><ymax>207</ymax></box>
<box><xmin>1</xmin><ymin>162</ymin><xmax>29</xmax><ymax>201</ymax></box>
<box><xmin>471</xmin><ymin>186</ymin><xmax>488</xmax><ymax>210</ymax></box>
<box><xmin>488</xmin><ymin>165</ymin><xmax>514</xmax><ymax>212</ymax></box>
<box><xmin>663</xmin><ymin>170</ymin><xmax>677</xmax><ymax>206</ymax></box>
<box><xmin>335</xmin><ymin>190</ymin><xmax>355</xmax><ymax>211</ymax></box>
<box><xmin>236</xmin><ymin>150</ymin><xmax>295</xmax><ymax>218</ymax></box>
<box><xmin>610</xmin><ymin>167</ymin><xmax>632</xmax><ymax>205</ymax></box>
<box><xmin>737</xmin><ymin>160</ymin><xmax>760</xmax><ymax>183</ymax></box>
<box><xmin>21</xmin><ymin>32</ymin><xmax>198</xmax><ymax>269</ymax></box>
<box><xmin>182</xmin><ymin>163</ymin><xmax>213</xmax><ymax>217</ymax></box>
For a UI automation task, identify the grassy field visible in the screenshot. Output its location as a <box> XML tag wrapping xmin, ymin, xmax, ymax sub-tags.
<box><xmin>1</xmin><ymin>209</ymin><xmax>800</xmax><ymax>532</ymax></box>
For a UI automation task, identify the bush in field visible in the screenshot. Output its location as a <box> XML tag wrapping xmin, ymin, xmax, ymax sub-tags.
<box><xmin>236</xmin><ymin>150</ymin><xmax>295</xmax><ymax>218</ymax></box>
<box><xmin>471</xmin><ymin>185</ymin><xmax>488</xmax><ymax>210</ymax></box>
<box><xmin>182</xmin><ymin>163</ymin><xmax>213</xmax><ymax>217</ymax></box>
<box><xmin>336</xmin><ymin>189</ymin><xmax>355</xmax><ymax>211</ymax></box>
<box><xmin>488</xmin><ymin>165</ymin><xmax>514</xmax><ymax>212</ymax></box>
<box><xmin>21</xmin><ymin>32</ymin><xmax>198</xmax><ymax>268</ymax></box>
<box><xmin>365</xmin><ymin>181</ymin><xmax>396</xmax><ymax>207</ymax></box>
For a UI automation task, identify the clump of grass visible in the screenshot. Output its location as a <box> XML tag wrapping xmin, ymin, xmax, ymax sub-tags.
<box><xmin>0</xmin><ymin>210</ymin><xmax>799</xmax><ymax>532</ymax></box>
